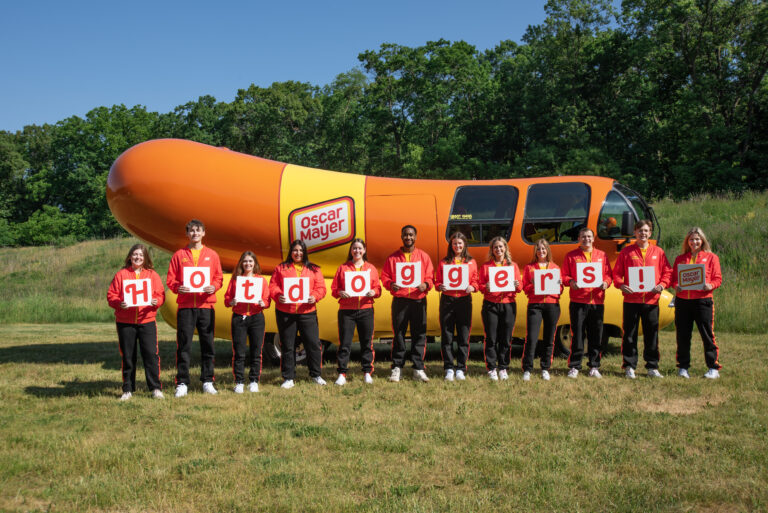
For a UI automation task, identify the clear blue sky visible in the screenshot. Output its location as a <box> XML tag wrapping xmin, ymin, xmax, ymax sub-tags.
<box><xmin>0</xmin><ymin>0</ymin><xmax>550</xmax><ymax>132</ymax></box>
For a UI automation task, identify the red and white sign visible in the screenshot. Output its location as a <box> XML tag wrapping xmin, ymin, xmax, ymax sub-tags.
<box><xmin>488</xmin><ymin>266</ymin><xmax>517</xmax><ymax>293</ymax></box>
<box><xmin>678</xmin><ymin>264</ymin><xmax>705</xmax><ymax>291</ymax></box>
<box><xmin>123</xmin><ymin>279</ymin><xmax>152</xmax><ymax>307</ymax></box>
<box><xmin>395</xmin><ymin>262</ymin><xmax>421</xmax><ymax>289</ymax></box>
<box><xmin>183</xmin><ymin>266</ymin><xmax>210</xmax><ymax>292</ymax></box>
<box><xmin>443</xmin><ymin>264</ymin><xmax>469</xmax><ymax>291</ymax></box>
<box><xmin>289</xmin><ymin>197</ymin><xmax>355</xmax><ymax>252</ymax></box>
<box><xmin>283</xmin><ymin>277</ymin><xmax>310</xmax><ymax>303</ymax></box>
<box><xmin>628</xmin><ymin>266</ymin><xmax>655</xmax><ymax>292</ymax></box>
<box><xmin>576</xmin><ymin>262</ymin><xmax>602</xmax><ymax>289</ymax></box>
<box><xmin>344</xmin><ymin>270</ymin><xmax>371</xmax><ymax>297</ymax></box>
<box><xmin>235</xmin><ymin>276</ymin><xmax>263</xmax><ymax>304</ymax></box>
<box><xmin>534</xmin><ymin>268</ymin><xmax>561</xmax><ymax>295</ymax></box>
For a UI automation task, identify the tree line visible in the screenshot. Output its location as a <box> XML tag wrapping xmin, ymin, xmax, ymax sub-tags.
<box><xmin>1</xmin><ymin>0</ymin><xmax>766</xmax><ymax>246</ymax></box>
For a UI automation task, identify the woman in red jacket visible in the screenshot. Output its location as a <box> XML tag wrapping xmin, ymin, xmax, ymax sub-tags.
<box><xmin>670</xmin><ymin>227</ymin><xmax>723</xmax><ymax>379</ymax></box>
<box><xmin>521</xmin><ymin>239</ymin><xmax>562</xmax><ymax>381</ymax></box>
<box><xmin>269</xmin><ymin>239</ymin><xmax>327</xmax><ymax>389</ymax></box>
<box><xmin>478</xmin><ymin>236</ymin><xmax>521</xmax><ymax>381</ymax></box>
<box><xmin>435</xmin><ymin>232</ymin><xmax>479</xmax><ymax>381</ymax></box>
<box><xmin>331</xmin><ymin>239</ymin><xmax>381</xmax><ymax>385</ymax></box>
<box><xmin>107</xmin><ymin>244</ymin><xmax>166</xmax><ymax>400</ymax></box>
<box><xmin>224</xmin><ymin>251</ymin><xmax>271</xmax><ymax>393</ymax></box>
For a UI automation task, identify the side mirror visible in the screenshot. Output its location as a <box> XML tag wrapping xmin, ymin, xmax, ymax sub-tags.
<box><xmin>621</xmin><ymin>211</ymin><xmax>635</xmax><ymax>237</ymax></box>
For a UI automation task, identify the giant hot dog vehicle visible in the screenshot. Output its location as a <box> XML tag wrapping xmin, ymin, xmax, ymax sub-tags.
<box><xmin>107</xmin><ymin>139</ymin><xmax>674</xmax><ymax>352</ymax></box>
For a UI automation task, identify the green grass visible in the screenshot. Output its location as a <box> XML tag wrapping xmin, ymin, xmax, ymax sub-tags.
<box><xmin>0</xmin><ymin>323</ymin><xmax>766</xmax><ymax>512</ymax></box>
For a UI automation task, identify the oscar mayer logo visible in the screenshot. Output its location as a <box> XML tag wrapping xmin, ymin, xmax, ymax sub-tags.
<box><xmin>288</xmin><ymin>197</ymin><xmax>355</xmax><ymax>252</ymax></box>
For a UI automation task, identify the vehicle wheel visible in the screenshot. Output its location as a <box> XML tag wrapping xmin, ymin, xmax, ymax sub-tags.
<box><xmin>555</xmin><ymin>325</ymin><xmax>571</xmax><ymax>358</ymax></box>
<box><xmin>264</xmin><ymin>333</ymin><xmax>281</xmax><ymax>365</ymax></box>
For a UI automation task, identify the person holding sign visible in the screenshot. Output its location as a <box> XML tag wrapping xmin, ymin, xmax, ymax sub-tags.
<box><xmin>331</xmin><ymin>239</ymin><xmax>382</xmax><ymax>385</ymax></box>
<box><xmin>435</xmin><ymin>232</ymin><xmax>478</xmax><ymax>382</ymax></box>
<box><xmin>612</xmin><ymin>219</ymin><xmax>672</xmax><ymax>379</ymax></box>
<box><xmin>269</xmin><ymin>239</ymin><xmax>327</xmax><ymax>389</ymax></box>
<box><xmin>107</xmin><ymin>244</ymin><xmax>166</xmax><ymax>401</ymax></box>
<box><xmin>670</xmin><ymin>227</ymin><xmax>722</xmax><ymax>379</ymax></box>
<box><xmin>562</xmin><ymin>228</ymin><xmax>612</xmax><ymax>379</ymax></box>
<box><xmin>521</xmin><ymin>239</ymin><xmax>563</xmax><ymax>381</ymax></box>
<box><xmin>478</xmin><ymin>236</ymin><xmax>521</xmax><ymax>381</ymax></box>
<box><xmin>166</xmin><ymin>220</ymin><xmax>224</xmax><ymax>397</ymax></box>
<box><xmin>224</xmin><ymin>251</ymin><xmax>271</xmax><ymax>393</ymax></box>
<box><xmin>381</xmin><ymin>225</ymin><xmax>435</xmax><ymax>383</ymax></box>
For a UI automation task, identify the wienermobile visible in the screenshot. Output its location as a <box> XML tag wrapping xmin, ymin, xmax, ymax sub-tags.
<box><xmin>107</xmin><ymin>139</ymin><xmax>674</xmax><ymax>353</ymax></box>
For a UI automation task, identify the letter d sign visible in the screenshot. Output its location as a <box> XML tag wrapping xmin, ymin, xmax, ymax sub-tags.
<box><xmin>284</xmin><ymin>277</ymin><xmax>309</xmax><ymax>303</ymax></box>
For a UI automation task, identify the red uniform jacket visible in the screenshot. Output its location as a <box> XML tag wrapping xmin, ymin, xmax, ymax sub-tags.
<box><xmin>380</xmin><ymin>248</ymin><xmax>434</xmax><ymax>300</ymax></box>
<box><xmin>166</xmin><ymin>246</ymin><xmax>223</xmax><ymax>309</ymax></box>
<box><xmin>478</xmin><ymin>260</ymin><xmax>522</xmax><ymax>304</ymax></box>
<box><xmin>612</xmin><ymin>243</ymin><xmax>672</xmax><ymax>305</ymax></box>
<box><xmin>435</xmin><ymin>259</ymin><xmax>479</xmax><ymax>298</ymax></box>
<box><xmin>107</xmin><ymin>267</ymin><xmax>165</xmax><ymax>324</ymax></box>
<box><xmin>522</xmin><ymin>262</ymin><xmax>563</xmax><ymax>304</ymax></box>
<box><xmin>331</xmin><ymin>261</ymin><xmax>382</xmax><ymax>310</ymax></box>
<box><xmin>562</xmin><ymin>247</ymin><xmax>613</xmax><ymax>305</ymax></box>
<box><xmin>670</xmin><ymin>251</ymin><xmax>722</xmax><ymax>300</ymax></box>
<box><xmin>224</xmin><ymin>275</ymin><xmax>271</xmax><ymax>316</ymax></box>
<box><xmin>269</xmin><ymin>263</ymin><xmax>326</xmax><ymax>314</ymax></box>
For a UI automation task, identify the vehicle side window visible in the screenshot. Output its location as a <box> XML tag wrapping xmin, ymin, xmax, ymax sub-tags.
<box><xmin>446</xmin><ymin>186</ymin><xmax>518</xmax><ymax>245</ymax></box>
<box><xmin>597</xmin><ymin>190</ymin><xmax>634</xmax><ymax>239</ymax></box>
<box><xmin>522</xmin><ymin>183</ymin><xmax>590</xmax><ymax>244</ymax></box>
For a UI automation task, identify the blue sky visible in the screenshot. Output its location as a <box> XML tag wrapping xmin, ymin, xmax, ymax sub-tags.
<box><xmin>0</xmin><ymin>0</ymin><xmax>550</xmax><ymax>132</ymax></box>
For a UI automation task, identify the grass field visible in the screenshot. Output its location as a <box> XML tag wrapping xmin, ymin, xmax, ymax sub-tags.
<box><xmin>1</xmin><ymin>323</ymin><xmax>766</xmax><ymax>512</ymax></box>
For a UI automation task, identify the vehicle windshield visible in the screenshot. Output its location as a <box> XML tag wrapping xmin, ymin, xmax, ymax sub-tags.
<box><xmin>598</xmin><ymin>184</ymin><xmax>659</xmax><ymax>240</ymax></box>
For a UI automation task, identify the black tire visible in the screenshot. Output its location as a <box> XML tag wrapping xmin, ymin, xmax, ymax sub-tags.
<box><xmin>555</xmin><ymin>325</ymin><xmax>571</xmax><ymax>358</ymax></box>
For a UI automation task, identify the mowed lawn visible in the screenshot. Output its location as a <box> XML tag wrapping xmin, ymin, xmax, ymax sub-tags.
<box><xmin>1</xmin><ymin>323</ymin><xmax>766</xmax><ymax>513</ymax></box>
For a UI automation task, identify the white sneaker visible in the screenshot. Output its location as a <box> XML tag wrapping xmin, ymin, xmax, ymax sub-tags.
<box><xmin>488</xmin><ymin>369</ymin><xmax>499</xmax><ymax>381</ymax></box>
<box><xmin>541</xmin><ymin>370</ymin><xmax>551</xmax><ymax>381</ymax></box>
<box><xmin>280</xmin><ymin>379</ymin><xmax>295</xmax><ymax>389</ymax></box>
<box><xmin>625</xmin><ymin>368</ymin><xmax>636</xmax><ymax>379</ymax></box>
<box><xmin>499</xmin><ymin>369</ymin><xmax>509</xmax><ymax>380</ymax></box>
<box><xmin>647</xmin><ymin>369</ymin><xmax>664</xmax><ymax>379</ymax></box>
<box><xmin>174</xmin><ymin>384</ymin><xmax>188</xmax><ymax>397</ymax></box>
<box><xmin>233</xmin><ymin>383</ymin><xmax>244</xmax><ymax>394</ymax></box>
<box><xmin>588</xmin><ymin>368</ymin><xmax>602</xmax><ymax>379</ymax></box>
<box><xmin>522</xmin><ymin>371</ymin><xmax>531</xmax><ymax>382</ymax></box>
<box><xmin>455</xmin><ymin>370</ymin><xmax>466</xmax><ymax>381</ymax></box>
<box><xmin>312</xmin><ymin>376</ymin><xmax>327</xmax><ymax>386</ymax></box>
<box><xmin>248</xmin><ymin>382</ymin><xmax>259</xmax><ymax>393</ymax></box>
<box><xmin>202</xmin><ymin>382</ymin><xmax>218</xmax><ymax>394</ymax></box>
<box><xmin>678</xmin><ymin>368</ymin><xmax>690</xmax><ymax>379</ymax></box>
<box><xmin>704</xmin><ymin>368</ymin><xmax>720</xmax><ymax>379</ymax></box>
<box><xmin>444</xmin><ymin>369</ymin><xmax>455</xmax><ymax>382</ymax></box>
<box><xmin>335</xmin><ymin>374</ymin><xmax>347</xmax><ymax>386</ymax></box>
<box><xmin>363</xmin><ymin>373</ymin><xmax>373</xmax><ymax>384</ymax></box>
<box><xmin>152</xmin><ymin>389</ymin><xmax>164</xmax><ymax>399</ymax></box>
<box><xmin>567</xmin><ymin>368</ymin><xmax>579</xmax><ymax>379</ymax></box>
<box><xmin>119</xmin><ymin>391</ymin><xmax>132</xmax><ymax>401</ymax></box>
<box><xmin>389</xmin><ymin>367</ymin><xmax>401</xmax><ymax>382</ymax></box>
<box><xmin>413</xmin><ymin>369</ymin><xmax>430</xmax><ymax>382</ymax></box>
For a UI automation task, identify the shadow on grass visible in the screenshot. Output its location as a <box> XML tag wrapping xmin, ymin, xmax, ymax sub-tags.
<box><xmin>25</xmin><ymin>379</ymin><xmax>122</xmax><ymax>397</ymax></box>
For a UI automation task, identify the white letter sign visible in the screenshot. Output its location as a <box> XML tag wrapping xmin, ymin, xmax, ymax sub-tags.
<box><xmin>123</xmin><ymin>279</ymin><xmax>152</xmax><ymax>307</ymax></box>
<box><xmin>534</xmin><ymin>268</ymin><xmax>561</xmax><ymax>295</ymax></box>
<box><xmin>235</xmin><ymin>276</ymin><xmax>262</xmax><ymax>304</ymax></box>
<box><xmin>183</xmin><ymin>266</ymin><xmax>210</xmax><ymax>292</ymax></box>
<box><xmin>678</xmin><ymin>264</ymin><xmax>705</xmax><ymax>291</ymax></box>
<box><xmin>576</xmin><ymin>262</ymin><xmax>602</xmax><ymax>289</ymax></box>
<box><xmin>395</xmin><ymin>262</ymin><xmax>421</xmax><ymax>289</ymax></box>
<box><xmin>284</xmin><ymin>277</ymin><xmax>310</xmax><ymax>303</ymax></box>
<box><xmin>488</xmin><ymin>266</ymin><xmax>516</xmax><ymax>293</ymax></box>
<box><xmin>628</xmin><ymin>266</ymin><xmax>655</xmax><ymax>292</ymax></box>
<box><xmin>443</xmin><ymin>264</ymin><xmax>469</xmax><ymax>291</ymax></box>
<box><xmin>344</xmin><ymin>270</ymin><xmax>371</xmax><ymax>297</ymax></box>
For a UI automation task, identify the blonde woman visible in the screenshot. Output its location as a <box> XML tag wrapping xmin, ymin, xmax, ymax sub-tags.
<box><xmin>670</xmin><ymin>227</ymin><xmax>722</xmax><ymax>379</ymax></box>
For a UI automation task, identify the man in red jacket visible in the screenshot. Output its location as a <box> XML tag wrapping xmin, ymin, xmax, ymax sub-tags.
<box><xmin>381</xmin><ymin>225</ymin><xmax>434</xmax><ymax>382</ymax></box>
<box><xmin>166</xmin><ymin>220</ymin><xmax>224</xmax><ymax>397</ymax></box>
<box><xmin>612</xmin><ymin>220</ymin><xmax>672</xmax><ymax>379</ymax></box>
<box><xmin>562</xmin><ymin>228</ymin><xmax>612</xmax><ymax>378</ymax></box>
